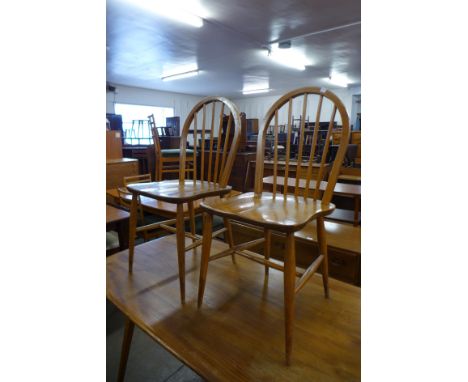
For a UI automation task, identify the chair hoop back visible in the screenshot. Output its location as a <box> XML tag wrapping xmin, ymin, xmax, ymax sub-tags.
<box><xmin>179</xmin><ymin>96</ymin><xmax>242</xmax><ymax>187</ymax></box>
<box><xmin>254</xmin><ymin>87</ymin><xmax>350</xmax><ymax>204</ymax></box>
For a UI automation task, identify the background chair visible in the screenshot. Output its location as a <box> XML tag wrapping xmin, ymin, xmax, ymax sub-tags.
<box><xmin>148</xmin><ymin>114</ymin><xmax>195</xmax><ymax>181</ymax></box>
<box><xmin>197</xmin><ymin>87</ymin><xmax>350</xmax><ymax>365</ymax></box>
<box><xmin>127</xmin><ymin>97</ymin><xmax>242</xmax><ymax>303</ymax></box>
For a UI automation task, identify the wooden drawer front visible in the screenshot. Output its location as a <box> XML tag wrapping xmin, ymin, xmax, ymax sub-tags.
<box><xmin>230</xmin><ymin>221</ymin><xmax>360</xmax><ymax>286</ymax></box>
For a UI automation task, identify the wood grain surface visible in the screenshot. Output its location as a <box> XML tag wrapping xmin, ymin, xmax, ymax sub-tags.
<box><xmin>107</xmin><ymin>235</ymin><xmax>360</xmax><ymax>381</ymax></box>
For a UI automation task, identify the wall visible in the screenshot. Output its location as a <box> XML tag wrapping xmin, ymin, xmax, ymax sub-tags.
<box><xmin>233</xmin><ymin>86</ymin><xmax>361</xmax><ymax>127</ymax></box>
<box><xmin>106</xmin><ymin>85</ymin><xmax>204</xmax><ymax>123</ymax></box>
<box><xmin>106</xmin><ymin>84</ymin><xmax>361</xmax><ymax>128</ymax></box>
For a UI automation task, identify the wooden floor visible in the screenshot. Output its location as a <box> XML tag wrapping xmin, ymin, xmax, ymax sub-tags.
<box><xmin>107</xmin><ymin>235</ymin><xmax>361</xmax><ymax>382</ymax></box>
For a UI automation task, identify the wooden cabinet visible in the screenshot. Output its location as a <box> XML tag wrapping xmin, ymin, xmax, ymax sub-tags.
<box><xmin>106</xmin><ymin>131</ymin><xmax>123</xmax><ymax>160</ymax></box>
<box><xmin>106</xmin><ymin>158</ymin><xmax>139</xmax><ymax>189</ymax></box>
<box><xmin>350</xmin><ymin>131</ymin><xmax>361</xmax><ymax>164</ymax></box>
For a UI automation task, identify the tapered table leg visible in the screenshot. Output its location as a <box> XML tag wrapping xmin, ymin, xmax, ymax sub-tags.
<box><xmin>117</xmin><ymin>318</ymin><xmax>135</xmax><ymax>382</ymax></box>
<box><xmin>284</xmin><ymin>232</ymin><xmax>296</xmax><ymax>365</ymax></box>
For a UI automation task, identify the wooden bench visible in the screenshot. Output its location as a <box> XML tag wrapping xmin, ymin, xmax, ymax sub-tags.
<box><xmin>230</xmin><ymin>220</ymin><xmax>361</xmax><ymax>286</ymax></box>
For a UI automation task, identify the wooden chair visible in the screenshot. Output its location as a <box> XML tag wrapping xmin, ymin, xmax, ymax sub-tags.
<box><xmin>127</xmin><ymin>97</ymin><xmax>242</xmax><ymax>303</ymax></box>
<box><xmin>149</xmin><ymin>114</ymin><xmax>195</xmax><ymax>181</ymax></box>
<box><xmin>197</xmin><ymin>87</ymin><xmax>350</xmax><ymax>365</ymax></box>
<box><xmin>117</xmin><ymin>174</ymin><xmax>153</xmax><ymax>241</ymax></box>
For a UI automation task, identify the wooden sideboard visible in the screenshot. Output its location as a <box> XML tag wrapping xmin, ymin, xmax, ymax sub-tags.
<box><xmin>106</xmin><ymin>158</ymin><xmax>139</xmax><ymax>189</ymax></box>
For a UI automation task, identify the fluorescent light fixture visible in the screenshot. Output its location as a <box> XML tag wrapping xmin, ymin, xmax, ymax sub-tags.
<box><xmin>327</xmin><ymin>73</ymin><xmax>350</xmax><ymax>87</ymax></box>
<box><xmin>128</xmin><ymin>0</ymin><xmax>203</xmax><ymax>28</ymax></box>
<box><xmin>263</xmin><ymin>43</ymin><xmax>310</xmax><ymax>71</ymax></box>
<box><xmin>242</xmin><ymin>88</ymin><xmax>271</xmax><ymax>95</ymax></box>
<box><xmin>161</xmin><ymin>69</ymin><xmax>199</xmax><ymax>81</ymax></box>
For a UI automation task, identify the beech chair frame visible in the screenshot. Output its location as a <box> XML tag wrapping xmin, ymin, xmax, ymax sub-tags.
<box><xmin>127</xmin><ymin>96</ymin><xmax>242</xmax><ymax>304</ymax></box>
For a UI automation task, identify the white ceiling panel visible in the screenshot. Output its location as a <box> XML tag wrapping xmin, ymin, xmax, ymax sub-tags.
<box><xmin>106</xmin><ymin>0</ymin><xmax>360</xmax><ymax>98</ymax></box>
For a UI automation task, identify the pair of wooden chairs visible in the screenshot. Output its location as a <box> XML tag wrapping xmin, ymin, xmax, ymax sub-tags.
<box><xmin>125</xmin><ymin>88</ymin><xmax>350</xmax><ymax>365</ymax></box>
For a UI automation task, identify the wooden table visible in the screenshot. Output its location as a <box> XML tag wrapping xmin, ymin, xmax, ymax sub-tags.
<box><xmin>263</xmin><ymin>176</ymin><xmax>361</xmax><ymax>226</ymax></box>
<box><xmin>106</xmin><ymin>205</ymin><xmax>130</xmax><ymax>253</ymax></box>
<box><xmin>107</xmin><ymin>235</ymin><xmax>361</xmax><ymax>381</ymax></box>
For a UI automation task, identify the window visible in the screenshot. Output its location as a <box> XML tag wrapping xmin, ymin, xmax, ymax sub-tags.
<box><xmin>114</xmin><ymin>103</ymin><xmax>174</xmax><ymax>145</ymax></box>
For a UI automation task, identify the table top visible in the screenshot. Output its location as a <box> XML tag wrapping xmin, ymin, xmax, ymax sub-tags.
<box><xmin>106</xmin><ymin>204</ymin><xmax>130</xmax><ymax>224</ymax></box>
<box><xmin>337</xmin><ymin>174</ymin><xmax>361</xmax><ymax>182</ymax></box>
<box><xmin>263</xmin><ymin>176</ymin><xmax>361</xmax><ymax>197</ymax></box>
<box><xmin>107</xmin><ymin>235</ymin><xmax>360</xmax><ymax>381</ymax></box>
<box><xmin>106</xmin><ymin>157</ymin><xmax>139</xmax><ymax>165</ymax></box>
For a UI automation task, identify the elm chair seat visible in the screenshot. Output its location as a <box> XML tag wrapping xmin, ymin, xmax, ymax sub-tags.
<box><xmin>127</xmin><ymin>180</ymin><xmax>232</xmax><ymax>204</ymax></box>
<box><xmin>201</xmin><ymin>192</ymin><xmax>335</xmax><ymax>232</ymax></box>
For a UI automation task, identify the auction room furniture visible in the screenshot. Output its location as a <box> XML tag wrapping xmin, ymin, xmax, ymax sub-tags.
<box><xmin>126</xmin><ymin>97</ymin><xmax>242</xmax><ymax>304</ymax></box>
<box><xmin>149</xmin><ymin>114</ymin><xmax>195</xmax><ymax>181</ymax></box>
<box><xmin>197</xmin><ymin>87</ymin><xmax>350</xmax><ymax>364</ymax></box>
<box><xmin>106</xmin><ymin>204</ymin><xmax>130</xmax><ymax>256</ymax></box>
<box><xmin>106</xmin><ymin>158</ymin><xmax>139</xmax><ymax>189</ymax></box>
<box><xmin>107</xmin><ymin>236</ymin><xmax>360</xmax><ymax>381</ymax></box>
<box><xmin>106</xmin><ymin>130</ymin><xmax>140</xmax><ymax>189</ymax></box>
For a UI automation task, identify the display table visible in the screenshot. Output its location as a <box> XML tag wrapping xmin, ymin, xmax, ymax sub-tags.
<box><xmin>107</xmin><ymin>235</ymin><xmax>360</xmax><ymax>381</ymax></box>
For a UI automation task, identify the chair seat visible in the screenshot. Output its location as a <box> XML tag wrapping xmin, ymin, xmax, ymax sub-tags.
<box><xmin>161</xmin><ymin>148</ymin><xmax>194</xmax><ymax>157</ymax></box>
<box><xmin>127</xmin><ymin>180</ymin><xmax>232</xmax><ymax>203</ymax></box>
<box><xmin>201</xmin><ymin>192</ymin><xmax>335</xmax><ymax>232</ymax></box>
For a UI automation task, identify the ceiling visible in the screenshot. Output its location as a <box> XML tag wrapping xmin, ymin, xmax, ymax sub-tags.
<box><xmin>106</xmin><ymin>0</ymin><xmax>361</xmax><ymax>98</ymax></box>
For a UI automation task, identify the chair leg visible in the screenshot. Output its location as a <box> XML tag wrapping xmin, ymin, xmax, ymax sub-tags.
<box><xmin>223</xmin><ymin>218</ymin><xmax>236</xmax><ymax>264</ymax></box>
<box><xmin>197</xmin><ymin>212</ymin><xmax>213</xmax><ymax>308</ymax></box>
<box><xmin>188</xmin><ymin>201</ymin><xmax>196</xmax><ymax>243</ymax></box>
<box><xmin>128</xmin><ymin>193</ymin><xmax>138</xmax><ymax>273</ymax></box>
<box><xmin>316</xmin><ymin>216</ymin><xmax>329</xmax><ymax>298</ymax></box>
<box><xmin>264</xmin><ymin>229</ymin><xmax>272</xmax><ymax>275</ymax></box>
<box><xmin>284</xmin><ymin>232</ymin><xmax>296</xmax><ymax>366</ymax></box>
<box><xmin>176</xmin><ymin>203</ymin><xmax>186</xmax><ymax>304</ymax></box>
<box><xmin>117</xmin><ymin>318</ymin><xmax>135</xmax><ymax>382</ymax></box>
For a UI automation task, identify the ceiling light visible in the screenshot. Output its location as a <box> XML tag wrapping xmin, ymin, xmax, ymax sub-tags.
<box><xmin>242</xmin><ymin>88</ymin><xmax>271</xmax><ymax>95</ymax></box>
<box><xmin>262</xmin><ymin>44</ymin><xmax>309</xmax><ymax>71</ymax></box>
<box><xmin>161</xmin><ymin>69</ymin><xmax>199</xmax><ymax>81</ymax></box>
<box><xmin>327</xmin><ymin>73</ymin><xmax>350</xmax><ymax>87</ymax></box>
<box><xmin>128</xmin><ymin>0</ymin><xmax>203</xmax><ymax>28</ymax></box>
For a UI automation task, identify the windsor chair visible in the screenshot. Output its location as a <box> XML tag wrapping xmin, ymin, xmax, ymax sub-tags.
<box><xmin>197</xmin><ymin>87</ymin><xmax>350</xmax><ymax>365</ymax></box>
<box><xmin>149</xmin><ymin>114</ymin><xmax>195</xmax><ymax>181</ymax></box>
<box><xmin>127</xmin><ymin>97</ymin><xmax>242</xmax><ymax>303</ymax></box>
